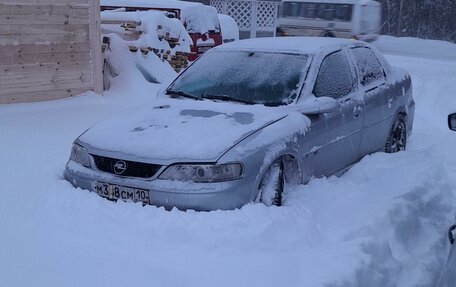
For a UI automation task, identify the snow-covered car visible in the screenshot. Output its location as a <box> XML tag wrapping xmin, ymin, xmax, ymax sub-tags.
<box><xmin>64</xmin><ymin>37</ymin><xmax>415</xmax><ymax>211</ymax></box>
<box><xmin>449</xmin><ymin>113</ymin><xmax>456</xmax><ymax>131</ymax></box>
<box><xmin>218</xmin><ymin>14</ymin><xmax>239</xmax><ymax>43</ymax></box>
<box><xmin>436</xmin><ymin>115</ymin><xmax>456</xmax><ymax>287</ymax></box>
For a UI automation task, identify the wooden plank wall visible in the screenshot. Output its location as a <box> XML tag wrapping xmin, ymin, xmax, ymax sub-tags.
<box><xmin>0</xmin><ymin>0</ymin><xmax>102</xmax><ymax>104</ymax></box>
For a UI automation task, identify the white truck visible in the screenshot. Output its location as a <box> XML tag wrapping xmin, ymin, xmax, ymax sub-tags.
<box><xmin>276</xmin><ymin>0</ymin><xmax>381</xmax><ymax>42</ymax></box>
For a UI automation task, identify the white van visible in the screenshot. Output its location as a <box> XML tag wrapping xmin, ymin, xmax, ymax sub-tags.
<box><xmin>276</xmin><ymin>0</ymin><xmax>381</xmax><ymax>42</ymax></box>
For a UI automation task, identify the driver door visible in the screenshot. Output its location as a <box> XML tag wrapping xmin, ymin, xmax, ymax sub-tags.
<box><xmin>301</xmin><ymin>49</ymin><xmax>364</xmax><ymax>177</ymax></box>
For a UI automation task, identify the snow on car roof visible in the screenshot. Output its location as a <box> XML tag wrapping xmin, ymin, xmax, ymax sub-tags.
<box><xmin>215</xmin><ymin>37</ymin><xmax>361</xmax><ymax>54</ymax></box>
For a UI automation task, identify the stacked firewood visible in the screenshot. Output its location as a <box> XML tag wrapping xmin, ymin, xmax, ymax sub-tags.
<box><xmin>125</xmin><ymin>47</ymin><xmax>189</xmax><ymax>73</ymax></box>
<box><xmin>102</xmin><ymin>20</ymin><xmax>190</xmax><ymax>73</ymax></box>
<box><xmin>163</xmin><ymin>51</ymin><xmax>189</xmax><ymax>73</ymax></box>
<box><xmin>156</xmin><ymin>25</ymin><xmax>189</xmax><ymax>72</ymax></box>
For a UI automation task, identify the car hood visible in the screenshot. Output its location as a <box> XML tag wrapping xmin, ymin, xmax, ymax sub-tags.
<box><xmin>78</xmin><ymin>98</ymin><xmax>290</xmax><ymax>163</ymax></box>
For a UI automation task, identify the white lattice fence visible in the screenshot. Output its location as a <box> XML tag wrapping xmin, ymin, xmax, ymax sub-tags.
<box><xmin>211</xmin><ymin>0</ymin><xmax>224</xmax><ymax>13</ymax></box>
<box><xmin>211</xmin><ymin>0</ymin><xmax>279</xmax><ymax>38</ymax></box>
<box><xmin>256</xmin><ymin>1</ymin><xmax>278</xmax><ymax>30</ymax></box>
<box><xmin>227</xmin><ymin>1</ymin><xmax>253</xmax><ymax>30</ymax></box>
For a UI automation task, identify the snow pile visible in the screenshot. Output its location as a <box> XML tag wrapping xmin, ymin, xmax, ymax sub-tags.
<box><xmin>218</xmin><ymin>14</ymin><xmax>239</xmax><ymax>43</ymax></box>
<box><xmin>101</xmin><ymin>0</ymin><xmax>220</xmax><ymax>34</ymax></box>
<box><xmin>101</xmin><ymin>11</ymin><xmax>184</xmax><ymax>88</ymax></box>
<box><xmin>0</xmin><ymin>37</ymin><xmax>456</xmax><ymax>287</ymax></box>
<box><xmin>102</xmin><ymin>10</ymin><xmax>192</xmax><ymax>53</ymax></box>
<box><xmin>374</xmin><ymin>35</ymin><xmax>456</xmax><ymax>60</ymax></box>
<box><xmin>103</xmin><ymin>34</ymin><xmax>175</xmax><ymax>98</ymax></box>
<box><xmin>180</xmin><ymin>4</ymin><xmax>220</xmax><ymax>34</ymax></box>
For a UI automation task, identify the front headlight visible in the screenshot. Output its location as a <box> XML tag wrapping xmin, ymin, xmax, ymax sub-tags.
<box><xmin>69</xmin><ymin>143</ymin><xmax>91</xmax><ymax>168</ymax></box>
<box><xmin>159</xmin><ymin>163</ymin><xmax>243</xmax><ymax>182</ymax></box>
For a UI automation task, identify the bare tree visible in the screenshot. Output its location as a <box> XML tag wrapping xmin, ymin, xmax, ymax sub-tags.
<box><xmin>378</xmin><ymin>0</ymin><xmax>456</xmax><ymax>42</ymax></box>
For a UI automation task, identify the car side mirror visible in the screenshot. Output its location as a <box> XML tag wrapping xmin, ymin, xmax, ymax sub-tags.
<box><xmin>299</xmin><ymin>96</ymin><xmax>340</xmax><ymax>115</ymax></box>
<box><xmin>449</xmin><ymin>113</ymin><xmax>456</xmax><ymax>131</ymax></box>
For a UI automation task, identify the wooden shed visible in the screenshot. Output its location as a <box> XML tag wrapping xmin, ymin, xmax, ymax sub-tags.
<box><xmin>0</xmin><ymin>0</ymin><xmax>102</xmax><ymax>104</ymax></box>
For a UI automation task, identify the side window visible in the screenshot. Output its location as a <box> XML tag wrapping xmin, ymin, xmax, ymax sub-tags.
<box><xmin>313</xmin><ymin>51</ymin><xmax>354</xmax><ymax>99</ymax></box>
<box><xmin>351</xmin><ymin>47</ymin><xmax>385</xmax><ymax>87</ymax></box>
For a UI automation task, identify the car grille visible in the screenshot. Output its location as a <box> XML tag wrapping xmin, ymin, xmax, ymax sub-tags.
<box><xmin>91</xmin><ymin>155</ymin><xmax>162</xmax><ymax>179</ymax></box>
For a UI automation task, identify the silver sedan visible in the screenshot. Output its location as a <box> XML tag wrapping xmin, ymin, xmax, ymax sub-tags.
<box><xmin>64</xmin><ymin>37</ymin><xmax>415</xmax><ymax>211</ymax></box>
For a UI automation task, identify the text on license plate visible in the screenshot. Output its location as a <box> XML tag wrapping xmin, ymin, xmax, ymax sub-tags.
<box><xmin>92</xmin><ymin>182</ymin><xmax>149</xmax><ymax>203</ymax></box>
<box><xmin>197</xmin><ymin>46</ymin><xmax>212</xmax><ymax>53</ymax></box>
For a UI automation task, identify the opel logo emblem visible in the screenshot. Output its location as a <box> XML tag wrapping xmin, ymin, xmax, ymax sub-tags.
<box><xmin>113</xmin><ymin>160</ymin><xmax>127</xmax><ymax>175</ymax></box>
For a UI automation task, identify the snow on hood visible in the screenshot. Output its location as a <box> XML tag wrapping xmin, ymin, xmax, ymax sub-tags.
<box><xmin>78</xmin><ymin>98</ymin><xmax>290</xmax><ymax>163</ymax></box>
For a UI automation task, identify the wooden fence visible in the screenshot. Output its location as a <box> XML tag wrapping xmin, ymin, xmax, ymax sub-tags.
<box><xmin>0</xmin><ymin>0</ymin><xmax>102</xmax><ymax>104</ymax></box>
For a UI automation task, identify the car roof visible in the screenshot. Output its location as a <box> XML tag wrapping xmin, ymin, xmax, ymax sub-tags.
<box><xmin>214</xmin><ymin>37</ymin><xmax>363</xmax><ymax>55</ymax></box>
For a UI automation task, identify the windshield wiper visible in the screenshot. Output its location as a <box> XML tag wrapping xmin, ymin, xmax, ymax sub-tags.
<box><xmin>166</xmin><ymin>90</ymin><xmax>200</xmax><ymax>100</ymax></box>
<box><xmin>200</xmin><ymin>94</ymin><xmax>255</xmax><ymax>105</ymax></box>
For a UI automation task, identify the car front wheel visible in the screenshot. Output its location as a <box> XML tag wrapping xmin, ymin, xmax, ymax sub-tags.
<box><xmin>258</xmin><ymin>159</ymin><xmax>285</xmax><ymax>206</ymax></box>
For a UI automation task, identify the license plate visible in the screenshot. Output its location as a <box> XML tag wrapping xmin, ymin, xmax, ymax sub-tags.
<box><xmin>197</xmin><ymin>46</ymin><xmax>212</xmax><ymax>53</ymax></box>
<box><xmin>92</xmin><ymin>182</ymin><xmax>149</xmax><ymax>203</ymax></box>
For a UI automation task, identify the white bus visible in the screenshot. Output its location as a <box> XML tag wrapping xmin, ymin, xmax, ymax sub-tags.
<box><xmin>276</xmin><ymin>0</ymin><xmax>381</xmax><ymax>42</ymax></box>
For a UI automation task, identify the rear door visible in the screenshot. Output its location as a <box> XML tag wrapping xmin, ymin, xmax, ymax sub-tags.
<box><xmin>350</xmin><ymin>46</ymin><xmax>390</xmax><ymax>155</ymax></box>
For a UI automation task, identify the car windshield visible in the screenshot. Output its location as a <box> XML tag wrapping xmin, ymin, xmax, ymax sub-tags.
<box><xmin>167</xmin><ymin>50</ymin><xmax>309</xmax><ymax>106</ymax></box>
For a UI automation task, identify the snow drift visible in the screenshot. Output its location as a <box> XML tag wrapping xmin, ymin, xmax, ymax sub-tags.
<box><xmin>0</xmin><ymin>36</ymin><xmax>456</xmax><ymax>287</ymax></box>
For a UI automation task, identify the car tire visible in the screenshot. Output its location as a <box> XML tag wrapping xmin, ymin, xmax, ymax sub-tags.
<box><xmin>322</xmin><ymin>31</ymin><xmax>335</xmax><ymax>37</ymax></box>
<box><xmin>385</xmin><ymin>114</ymin><xmax>407</xmax><ymax>153</ymax></box>
<box><xmin>258</xmin><ymin>158</ymin><xmax>285</xmax><ymax>207</ymax></box>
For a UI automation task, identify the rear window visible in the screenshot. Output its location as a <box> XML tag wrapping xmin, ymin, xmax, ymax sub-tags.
<box><xmin>281</xmin><ymin>2</ymin><xmax>353</xmax><ymax>22</ymax></box>
<box><xmin>351</xmin><ymin>47</ymin><xmax>385</xmax><ymax>87</ymax></box>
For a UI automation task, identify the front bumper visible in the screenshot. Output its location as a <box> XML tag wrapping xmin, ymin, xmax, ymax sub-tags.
<box><xmin>276</xmin><ymin>26</ymin><xmax>352</xmax><ymax>38</ymax></box>
<box><xmin>64</xmin><ymin>161</ymin><xmax>253</xmax><ymax>211</ymax></box>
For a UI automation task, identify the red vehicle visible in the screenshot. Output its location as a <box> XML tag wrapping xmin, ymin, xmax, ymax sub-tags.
<box><xmin>101</xmin><ymin>0</ymin><xmax>222</xmax><ymax>61</ymax></box>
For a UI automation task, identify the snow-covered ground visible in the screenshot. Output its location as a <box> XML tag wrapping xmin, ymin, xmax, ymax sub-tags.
<box><xmin>1</xmin><ymin>36</ymin><xmax>456</xmax><ymax>287</ymax></box>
